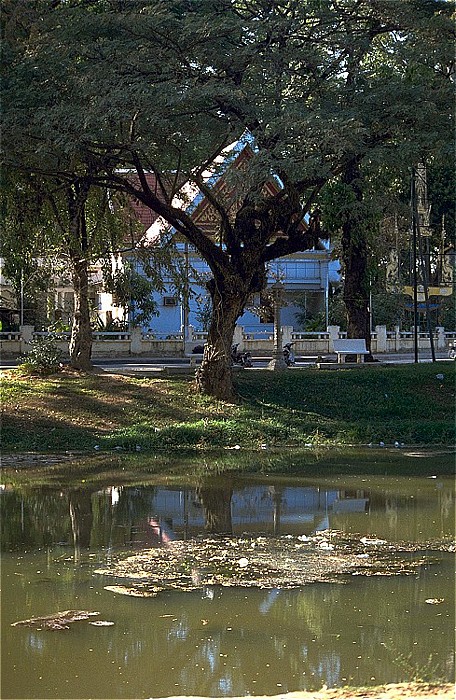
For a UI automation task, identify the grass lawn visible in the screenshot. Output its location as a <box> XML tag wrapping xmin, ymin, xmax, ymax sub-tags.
<box><xmin>0</xmin><ymin>362</ymin><xmax>454</xmax><ymax>453</ymax></box>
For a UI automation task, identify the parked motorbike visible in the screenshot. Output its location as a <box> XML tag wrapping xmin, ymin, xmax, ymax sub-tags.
<box><xmin>231</xmin><ymin>343</ymin><xmax>253</xmax><ymax>368</ymax></box>
<box><xmin>283</xmin><ymin>342</ymin><xmax>295</xmax><ymax>366</ymax></box>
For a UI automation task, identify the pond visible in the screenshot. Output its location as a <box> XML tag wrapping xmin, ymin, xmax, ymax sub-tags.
<box><xmin>1</xmin><ymin>451</ymin><xmax>454</xmax><ymax>699</ymax></box>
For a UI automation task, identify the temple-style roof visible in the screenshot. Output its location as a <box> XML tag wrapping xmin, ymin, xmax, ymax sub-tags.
<box><xmin>128</xmin><ymin>136</ymin><xmax>307</xmax><ymax>247</ymax></box>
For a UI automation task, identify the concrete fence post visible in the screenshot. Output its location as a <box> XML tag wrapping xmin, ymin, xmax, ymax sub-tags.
<box><xmin>282</xmin><ymin>326</ymin><xmax>293</xmax><ymax>346</ymax></box>
<box><xmin>436</xmin><ymin>327</ymin><xmax>446</xmax><ymax>350</ymax></box>
<box><xmin>375</xmin><ymin>325</ymin><xmax>387</xmax><ymax>353</ymax></box>
<box><xmin>394</xmin><ymin>325</ymin><xmax>400</xmax><ymax>352</ymax></box>
<box><xmin>327</xmin><ymin>325</ymin><xmax>340</xmax><ymax>352</ymax></box>
<box><xmin>19</xmin><ymin>325</ymin><xmax>34</xmax><ymax>354</ymax></box>
<box><xmin>130</xmin><ymin>327</ymin><xmax>142</xmax><ymax>355</ymax></box>
<box><xmin>233</xmin><ymin>325</ymin><xmax>243</xmax><ymax>348</ymax></box>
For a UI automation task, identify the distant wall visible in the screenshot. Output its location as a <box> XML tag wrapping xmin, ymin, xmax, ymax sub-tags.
<box><xmin>1</xmin><ymin>324</ymin><xmax>454</xmax><ymax>359</ymax></box>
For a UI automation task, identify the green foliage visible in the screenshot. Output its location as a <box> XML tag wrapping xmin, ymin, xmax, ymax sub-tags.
<box><xmin>294</xmin><ymin>291</ymin><xmax>347</xmax><ymax>331</ymax></box>
<box><xmin>371</xmin><ymin>291</ymin><xmax>408</xmax><ymax>328</ymax></box>
<box><xmin>0</xmin><ymin>172</ymin><xmax>59</xmax><ymax>322</ymax></box>
<box><xmin>194</xmin><ymin>296</ymin><xmax>213</xmax><ymax>331</ymax></box>
<box><xmin>103</xmin><ymin>260</ymin><xmax>158</xmax><ymax>328</ymax></box>
<box><xmin>437</xmin><ymin>297</ymin><xmax>456</xmax><ymax>329</ymax></box>
<box><xmin>428</xmin><ymin>161</ymin><xmax>456</xmax><ymax>247</ymax></box>
<box><xmin>1</xmin><ymin>362</ymin><xmax>454</xmax><ymax>451</ymax></box>
<box><xmin>2</xmin><ymin>0</ymin><xmax>453</xmax><ymax>394</ymax></box>
<box><xmin>17</xmin><ymin>335</ymin><xmax>63</xmax><ymax>375</ymax></box>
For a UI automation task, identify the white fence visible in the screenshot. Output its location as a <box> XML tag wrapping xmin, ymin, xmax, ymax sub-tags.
<box><xmin>0</xmin><ymin>324</ymin><xmax>454</xmax><ymax>359</ymax></box>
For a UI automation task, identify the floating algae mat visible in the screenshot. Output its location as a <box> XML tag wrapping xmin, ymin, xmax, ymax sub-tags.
<box><xmin>95</xmin><ymin>530</ymin><xmax>453</xmax><ymax>597</ymax></box>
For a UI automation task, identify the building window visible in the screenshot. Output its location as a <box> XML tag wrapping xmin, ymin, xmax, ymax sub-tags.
<box><xmin>163</xmin><ymin>296</ymin><xmax>178</xmax><ymax>307</ymax></box>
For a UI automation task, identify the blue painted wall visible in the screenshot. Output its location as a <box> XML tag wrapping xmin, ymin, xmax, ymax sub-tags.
<box><xmin>133</xmin><ymin>249</ymin><xmax>340</xmax><ymax>336</ymax></box>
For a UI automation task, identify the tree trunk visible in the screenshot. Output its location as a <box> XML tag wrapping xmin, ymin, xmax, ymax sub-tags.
<box><xmin>196</xmin><ymin>277</ymin><xmax>248</xmax><ymax>401</ymax></box>
<box><xmin>69</xmin><ymin>256</ymin><xmax>93</xmax><ymax>370</ymax></box>
<box><xmin>67</xmin><ymin>183</ymin><xmax>93</xmax><ymax>371</ymax></box>
<box><xmin>341</xmin><ymin>160</ymin><xmax>371</xmax><ymax>352</ymax></box>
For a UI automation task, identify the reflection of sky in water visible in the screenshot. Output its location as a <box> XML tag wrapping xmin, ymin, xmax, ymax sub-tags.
<box><xmin>168</xmin><ymin>617</ymin><xmax>189</xmax><ymax>642</ymax></box>
<box><xmin>27</xmin><ymin>632</ymin><xmax>45</xmax><ymax>653</ymax></box>
<box><xmin>218</xmin><ymin>676</ymin><xmax>233</xmax><ymax>694</ymax></box>
<box><xmin>2</xmin><ymin>477</ymin><xmax>454</xmax><ymax>553</ymax></box>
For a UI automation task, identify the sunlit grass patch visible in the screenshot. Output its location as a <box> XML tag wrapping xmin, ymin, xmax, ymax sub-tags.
<box><xmin>1</xmin><ymin>362</ymin><xmax>454</xmax><ymax>452</ymax></box>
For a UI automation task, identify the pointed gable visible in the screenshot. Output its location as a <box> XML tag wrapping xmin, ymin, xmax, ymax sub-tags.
<box><xmin>130</xmin><ymin>134</ymin><xmax>307</xmax><ymax>245</ymax></box>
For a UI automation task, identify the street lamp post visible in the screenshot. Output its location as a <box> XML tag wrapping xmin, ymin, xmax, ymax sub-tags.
<box><xmin>268</xmin><ymin>280</ymin><xmax>287</xmax><ymax>370</ymax></box>
<box><xmin>20</xmin><ymin>269</ymin><xmax>24</xmax><ymax>326</ymax></box>
<box><xmin>181</xmin><ymin>241</ymin><xmax>190</xmax><ymax>354</ymax></box>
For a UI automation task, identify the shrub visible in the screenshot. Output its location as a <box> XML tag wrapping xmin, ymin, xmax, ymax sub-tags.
<box><xmin>18</xmin><ymin>336</ymin><xmax>63</xmax><ymax>375</ymax></box>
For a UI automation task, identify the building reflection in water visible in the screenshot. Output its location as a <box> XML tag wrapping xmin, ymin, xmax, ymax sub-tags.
<box><xmin>1</xmin><ymin>477</ymin><xmax>453</xmax><ymax>551</ymax></box>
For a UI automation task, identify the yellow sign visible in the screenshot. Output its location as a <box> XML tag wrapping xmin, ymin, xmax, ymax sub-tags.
<box><xmin>402</xmin><ymin>285</ymin><xmax>453</xmax><ymax>299</ymax></box>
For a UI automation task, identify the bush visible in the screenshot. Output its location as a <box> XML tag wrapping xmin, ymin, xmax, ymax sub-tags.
<box><xmin>18</xmin><ymin>336</ymin><xmax>63</xmax><ymax>375</ymax></box>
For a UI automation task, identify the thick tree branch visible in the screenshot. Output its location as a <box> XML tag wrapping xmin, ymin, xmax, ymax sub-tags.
<box><xmin>98</xmin><ymin>171</ymin><xmax>230</xmax><ymax>277</ymax></box>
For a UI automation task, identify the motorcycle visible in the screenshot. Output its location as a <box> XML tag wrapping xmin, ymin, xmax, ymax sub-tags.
<box><xmin>283</xmin><ymin>342</ymin><xmax>295</xmax><ymax>366</ymax></box>
<box><xmin>231</xmin><ymin>343</ymin><xmax>253</xmax><ymax>368</ymax></box>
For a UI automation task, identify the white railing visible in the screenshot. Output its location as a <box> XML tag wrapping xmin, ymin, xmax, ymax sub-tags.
<box><xmin>33</xmin><ymin>331</ymin><xmax>71</xmax><ymax>341</ymax></box>
<box><xmin>0</xmin><ymin>332</ymin><xmax>21</xmax><ymax>341</ymax></box>
<box><xmin>190</xmin><ymin>331</ymin><xmax>208</xmax><ymax>341</ymax></box>
<box><xmin>291</xmin><ymin>331</ymin><xmax>329</xmax><ymax>340</ymax></box>
<box><xmin>1</xmin><ymin>324</ymin><xmax>454</xmax><ymax>358</ymax></box>
<box><xmin>142</xmin><ymin>332</ymin><xmax>183</xmax><ymax>341</ymax></box>
<box><xmin>92</xmin><ymin>331</ymin><xmax>131</xmax><ymax>341</ymax></box>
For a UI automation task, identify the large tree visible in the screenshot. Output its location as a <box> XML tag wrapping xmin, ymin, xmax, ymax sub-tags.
<box><xmin>1</xmin><ymin>163</ymin><xmax>130</xmax><ymax>369</ymax></box>
<box><xmin>1</xmin><ymin>1</ymin><xmax>117</xmax><ymax>368</ymax></box>
<box><xmin>2</xmin><ymin>0</ymin><xmax>453</xmax><ymax>397</ymax></box>
<box><xmin>1</xmin><ymin>0</ymin><xmax>181</xmax><ymax>368</ymax></box>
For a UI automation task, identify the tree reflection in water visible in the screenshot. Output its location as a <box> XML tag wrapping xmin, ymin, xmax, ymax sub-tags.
<box><xmin>196</xmin><ymin>477</ymin><xmax>234</xmax><ymax>534</ymax></box>
<box><xmin>68</xmin><ymin>489</ymin><xmax>94</xmax><ymax>562</ymax></box>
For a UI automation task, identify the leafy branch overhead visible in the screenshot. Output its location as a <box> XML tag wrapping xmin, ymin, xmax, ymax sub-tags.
<box><xmin>1</xmin><ymin>0</ymin><xmax>453</xmax><ymax>397</ymax></box>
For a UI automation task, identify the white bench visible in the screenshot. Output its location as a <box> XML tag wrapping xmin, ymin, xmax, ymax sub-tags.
<box><xmin>185</xmin><ymin>353</ymin><xmax>203</xmax><ymax>367</ymax></box>
<box><xmin>332</xmin><ymin>339</ymin><xmax>369</xmax><ymax>364</ymax></box>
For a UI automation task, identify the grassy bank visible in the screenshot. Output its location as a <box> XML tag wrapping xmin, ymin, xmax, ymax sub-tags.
<box><xmin>1</xmin><ymin>362</ymin><xmax>454</xmax><ymax>453</ymax></box>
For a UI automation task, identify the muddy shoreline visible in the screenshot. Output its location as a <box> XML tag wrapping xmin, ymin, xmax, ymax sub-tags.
<box><xmin>151</xmin><ymin>683</ymin><xmax>455</xmax><ymax>699</ymax></box>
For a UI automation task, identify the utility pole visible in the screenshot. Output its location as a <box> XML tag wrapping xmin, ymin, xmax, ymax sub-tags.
<box><xmin>414</xmin><ymin>164</ymin><xmax>436</xmax><ymax>362</ymax></box>
<box><xmin>20</xmin><ymin>269</ymin><xmax>24</xmax><ymax>326</ymax></box>
<box><xmin>411</xmin><ymin>170</ymin><xmax>419</xmax><ymax>363</ymax></box>
<box><xmin>267</xmin><ymin>281</ymin><xmax>287</xmax><ymax>370</ymax></box>
<box><xmin>181</xmin><ymin>241</ymin><xmax>190</xmax><ymax>353</ymax></box>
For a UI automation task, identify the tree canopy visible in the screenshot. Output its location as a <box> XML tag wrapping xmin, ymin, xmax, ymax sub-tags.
<box><xmin>2</xmin><ymin>0</ymin><xmax>454</xmax><ymax>396</ymax></box>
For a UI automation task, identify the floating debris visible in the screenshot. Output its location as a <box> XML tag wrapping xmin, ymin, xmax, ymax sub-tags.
<box><xmin>11</xmin><ymin>610</ymin><xmax>100</xmax><ymax>631</ymax></box>
<box><xmin>95</xmin><ymin>531</ymin><xmax>454</xmax><ymax>597</ymax></box>
<box><xmin>89</xmin><ymin>620</ymin><xmax>115</xmax><ymax>627</ymax></box>
<box><xmin>425</xmin><ymin>598</ymin><xmax>445</xmax><ymax>605</ymax></box>
<box><xmin>104</xmin><ymin>585</ymin><xmax>158</xmax><ymax>597</ymax></box>
<box><xmin>360</xmin><ymin>537</ymin><xmax>387</xmax><ymax>545</ymax></box>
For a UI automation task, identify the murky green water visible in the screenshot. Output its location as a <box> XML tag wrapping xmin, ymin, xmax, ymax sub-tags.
<box><xmin>1</xmin><ymin>459</ymin><xmax>454</xmax><ymax>699</ymax></box>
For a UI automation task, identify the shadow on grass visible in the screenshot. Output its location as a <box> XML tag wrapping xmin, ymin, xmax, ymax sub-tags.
<box><xmin>2</xmin><ymin>365</ymin><xmax>454</xmax><ymax>451</ymax></box>
<box><xmin>37</xmin><ymin>374</ymin><xmax>200</xmax><ymax>425</ymax></box>
<box><xmin>236</xmin><ymin>363</ymin><xmax>454</xmax><ymax>423</ymax></box>
<box><xmin>1</xmin><ymin>416</ymin><xmax>100</xmax><ymax>451</ymax></box>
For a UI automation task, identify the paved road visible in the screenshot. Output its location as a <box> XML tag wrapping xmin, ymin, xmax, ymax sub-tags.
<box><xmin>1</xmin><ymin>351</ymin><xmax>452</xmax><ymax>373</ymax></box>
